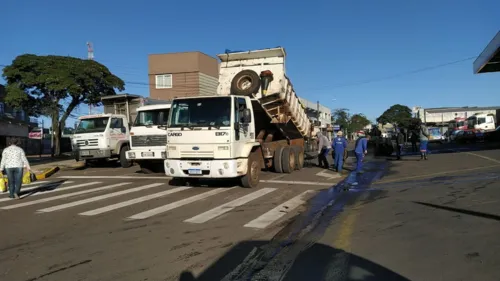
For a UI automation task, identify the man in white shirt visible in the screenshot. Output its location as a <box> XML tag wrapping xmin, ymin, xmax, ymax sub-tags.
<box><xmin>0</xmin><ymin>138</ymin><xmax>31</xmax><ymax>199</ymax></box>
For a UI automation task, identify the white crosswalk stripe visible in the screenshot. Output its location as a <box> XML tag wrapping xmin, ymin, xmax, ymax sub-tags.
<box><xmin>244</xmin><ymin>190</ymin><xmax>316</xmax><ymax>229</ymax></box>
<box><xmin>184</xmin><ymin>188</ymin><xmax>277</xmax><ymax>224</ymax></box>
<box><xmin>36</xmin><ymin>183</ymin><xmax>164</xmax><ymax>213</ymax></box>
<box><xmin>127</xmin><ymin>187</ymin><xmax>235</xmax><ymax>220</ymax></box>
<box><xmin>80</xmin><ymin>186</ymin><xmax>192</xmax><ymax>216</ymax></box>
<box><xmin>0</xmin><ymin>178</ymin><xmax>317</xmax><ymax>230</ymax></box>
<box><xmin>0</xmin><ymin>181</ymin><xmax>96</xmax><ymax>203</ymax></box>
<box><xmin>2</xmin><ymin>182</ymin><xmax>131</xmax><ymax>210</ymax></box>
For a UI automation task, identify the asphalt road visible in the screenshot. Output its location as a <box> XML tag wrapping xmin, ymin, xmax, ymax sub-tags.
<box><xmin>1</xmin><ymin>142</ymin><xmax>499</xmax><ymax>281</ymax></box>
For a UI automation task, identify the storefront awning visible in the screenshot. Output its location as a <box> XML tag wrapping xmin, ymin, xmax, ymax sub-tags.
<box><xmin>473</xmin><ymin>31</ymin><xmax>500</xmax><ymax>74</ymax></box>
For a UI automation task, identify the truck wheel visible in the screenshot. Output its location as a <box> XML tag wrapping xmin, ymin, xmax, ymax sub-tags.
<box><xmin>241</xmin><ymin>155</ymin><xmax>260</xmax><ymax>188</ymax></box>
<box><xmin>273</xmin><ymin>146</ymin><xmax>285</xmax><ymax>173</ymax></box>
<box><xmin>231</xmin><ymin>70</ymin><xmax>261</xmax><ymax>96</ymax></box>
<box><xmin>292</xmin><ymin>146</ymin><xmax>304</xmax><ymax>170</ymax></box>
<box><xmin>281</xmin><ymin>147</ymin><xmax>296</xmax><ymax>174</ymax></box>
<box><xmin>120</xmin><ymin>146</ymin><xmax>132</xmax><ymax>168</ymax></box>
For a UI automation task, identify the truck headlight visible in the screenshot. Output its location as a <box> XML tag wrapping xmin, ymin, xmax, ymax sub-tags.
<box><xmin>128</xmin><ymin>152</ymin><xmax>136</xmax><ymax>158</ymax></box>
<box><xmin>218</xmin><ymin>146</ymin><xmax>229</xmax><ymax>151</ymax></box>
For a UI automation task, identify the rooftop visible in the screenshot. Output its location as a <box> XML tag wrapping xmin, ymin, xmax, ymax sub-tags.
<box><xmin>473</xmin><ymin>31</ymin><xmax>500</xmax><ymax>74</ymax></box>
<box><xmin>424</xmin><ymin>106</ymin><xmax>500</xmax><ymax>113</ymax></box>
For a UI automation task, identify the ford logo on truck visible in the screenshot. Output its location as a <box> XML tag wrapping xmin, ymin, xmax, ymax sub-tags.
<box><xmin>167</xmin><ymin>132</ymin><xmax>182</xmax><ymax>137</ymax></box>
<box><xmin>192</xmin><ymin>146</ymin><xmax>199</xmax><ymax>151</ymax></box>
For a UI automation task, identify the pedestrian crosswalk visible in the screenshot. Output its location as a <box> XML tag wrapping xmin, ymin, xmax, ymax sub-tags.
<box><xmin>0</xmin><ymin>178</ymin><xmax>319</xmax><ymax>230</ymax></box>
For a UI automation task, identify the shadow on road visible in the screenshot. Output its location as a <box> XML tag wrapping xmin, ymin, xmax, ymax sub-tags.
<box><xmin>413</xmin><ymin>201</ymin><xmax>500</xmax><ymax>222</ymax></box>
<box><xmin>178</xmin><ymin>240</ymin><xmax>410</xmax><ymax>281</ymax></box>
<box><xmin>19</xmin><ymin>179</ymin><xmax>68</xmax><ymax>198</ymax></box>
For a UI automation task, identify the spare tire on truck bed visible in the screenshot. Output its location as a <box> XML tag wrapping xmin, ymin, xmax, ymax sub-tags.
<box><xmin>231</xmin><ymin>70</ymin><xmax>261</xmax><ymax>96</ymax></box>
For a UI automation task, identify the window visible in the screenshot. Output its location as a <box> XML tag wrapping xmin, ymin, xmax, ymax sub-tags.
<box><xmin>235</xmin><ymin>97</ymin><xmax>248</xmax><ymax>123</ymax></box>
<box><xmin>0</xmin><ymin>103</ymin><xmax>4</xmax><ymax>115</ymax></box>
<box><xmin>155</xmin><ymin>74</ymin><xmax>173</xmax><ymax>89</ymax></box>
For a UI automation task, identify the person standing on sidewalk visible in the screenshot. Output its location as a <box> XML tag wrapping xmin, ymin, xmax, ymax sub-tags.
<box><xmin>395</xmin><ymin>128</ymin><xmax>405</xmax><ymax>160</ymax></box>
<box><xmin>354</xmin><ymin>131</ymin><xmax>368</xmax><ymax>173</ymax></box>
<box><xmin>0</xmin><ymin>138</ymin><xmax>31</xmax><ymax>199</ymax></box>
<box><xmin>316</xmin><ymin>131</ymin><xmax>331</xmax><ymax>169</ymax></box>
<box><xmin>331</xmin><ymin>131</ymin><xmax>348</xmax><ymax>175</ymax></box>
<box><xmin>419</xmin><ymin>123</ymin><xmax>430</xmax><ymax>160</ymax></box>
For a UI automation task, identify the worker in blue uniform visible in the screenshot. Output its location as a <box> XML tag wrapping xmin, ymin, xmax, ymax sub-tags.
<box><xmin>354</xmin><ymin>131</ymin><xmax>368</xmax><ymax>173</ymax></box>
<box><xmin>331</xmin><ymin>131</ymin><xmax>348</xmax><ymax>175</ymax></box>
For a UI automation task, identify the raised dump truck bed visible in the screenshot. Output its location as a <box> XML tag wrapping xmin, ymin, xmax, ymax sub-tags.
<box><xmin>217</xmin><ymin>47</ymin><xmax>311</xmax><ymax>140</ymax></box>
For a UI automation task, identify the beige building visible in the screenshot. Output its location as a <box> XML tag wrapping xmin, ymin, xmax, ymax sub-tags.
<box><xmin>148</xmin><ymin>51</ymin><xmax>219</xmax><ymax>100</ymax></box>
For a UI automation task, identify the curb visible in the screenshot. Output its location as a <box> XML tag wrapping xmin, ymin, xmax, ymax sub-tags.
<box><xmin>35</xmin><ymin>166</ymin><xmax>60</xmax><ymax>180</ymax></box>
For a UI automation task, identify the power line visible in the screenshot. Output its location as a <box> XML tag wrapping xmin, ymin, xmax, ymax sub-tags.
<box><xmin>0</xmin><ymin>55</ymin><xmax>479</xmax><ymax>91</ymax></box>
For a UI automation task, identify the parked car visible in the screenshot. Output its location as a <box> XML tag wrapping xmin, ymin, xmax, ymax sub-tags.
<box><xmin>455</xmin><ymin>130</ymin><xmax>476</xmax><ymax>143</ymax></box>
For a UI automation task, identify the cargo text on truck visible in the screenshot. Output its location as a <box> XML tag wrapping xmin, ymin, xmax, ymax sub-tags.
<box><xmin>164</xmin><ymin>47</ymin><xmax>313</xmax><ymax>188</ymax></box>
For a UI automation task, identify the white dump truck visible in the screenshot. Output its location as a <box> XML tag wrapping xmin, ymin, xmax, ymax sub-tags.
<box><xmin>164</xmin><ymin>47</ymin><xmax>312</xmax><ymax>188</ymax></box>
<box><xmin>72</xmin><ymin>94</ymin><xmax>168</xmax><ymax>167</ymax></box>
<box><xmin>125</xmin><ymin>103</ymin><xmax>171</xmax><ymax>173</ymax></box>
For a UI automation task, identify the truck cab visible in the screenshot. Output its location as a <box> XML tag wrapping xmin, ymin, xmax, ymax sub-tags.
<box><xmin>72</xmin><ymin>94</ymin><xmax>168</xmax><ymax>168</ymax></box>
<box><xmin>126</xmin><ymin>103</ymin><xmax>171</xmax><ymax>173</ymax></box>
<box><xmin>165</xmin><ymin>95</ymin><xmax>256</xmax><ymax>181</ymax></box>
<box><xmin>467</xmin><ymin>113</ymin><xmax>496</xmax><ymax>132</ymax></box>
<box><xmin>73</xmin><ymin>113</ymin><xmax>130</xmax><ymax>166</ymax></box>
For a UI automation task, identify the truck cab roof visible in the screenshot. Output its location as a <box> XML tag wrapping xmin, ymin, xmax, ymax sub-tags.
<box><xmin>137</xmin><ymin>104</ymin><xmax>171</xmax><ymax>112</ymax></box>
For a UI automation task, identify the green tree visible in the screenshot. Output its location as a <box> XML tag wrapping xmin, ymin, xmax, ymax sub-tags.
<box><xmin>349</xmin><ymin>113</ymin><xmax>371</xmax><ymax>132</ymax></box>
<box><xmin>376</xmin><ymin>104</ymin><xmax>412</xmax><ymax>128</ymax></box>
<box><xmin>332</xmin><ymin>108</ymin><xmax>350</xmax><ymax>130</ymax></box>
<box><xmin>332</xmin><ymin>108</ymin><xmax>371</xmax><ymax>134</ymax></box>
<box><xmin>2</xmin><ymin>54</ymin><xmax>125</xmax><ymax>156</ymax></box>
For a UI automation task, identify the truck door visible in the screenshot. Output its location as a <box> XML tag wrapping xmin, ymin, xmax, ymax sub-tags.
<box><xmin>110</xmin><ymin>117</ymin><xmax>128</xmax><ymax>143</ymax></box>
<box><xmin>234</xmin><ymin>97</ymin><xmax>254</xmax><ymax>142</ymax></box>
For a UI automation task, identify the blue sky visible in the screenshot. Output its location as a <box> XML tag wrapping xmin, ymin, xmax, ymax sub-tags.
<box><xmin>1</xmin><ymin>0</ymin><xmax>499</xmax><ymax>128</ymax></box>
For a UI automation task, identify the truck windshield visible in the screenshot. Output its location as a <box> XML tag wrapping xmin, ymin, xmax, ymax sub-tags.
<box><xmin>75</xmin><ymin>117</ymin><xmax>109</xmax><ymax>133</ymax></box>
<box><xmin>134</xmin><ymin>109</ymin><xmax>170</xmax><ymax>126</ymax></box>
<box><xmin>169</xmin><ymin>97</ymin><xmax>231</xmax><ymax>128</ymax></box>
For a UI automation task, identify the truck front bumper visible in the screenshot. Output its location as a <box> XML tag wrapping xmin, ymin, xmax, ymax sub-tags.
<box><xmin>164</xmin><ymin>159</ymin><xmax>247</xmax><ymax>178</ymax></box>
<box><xmin>126</xmin><ymin>149</ymin><xmax>166</xmax><ymax>161</ymax></box>
<box><xmin>76</xmin><ymin>149</ymin><xmax>112</xmax><ymax>159</ymax></box>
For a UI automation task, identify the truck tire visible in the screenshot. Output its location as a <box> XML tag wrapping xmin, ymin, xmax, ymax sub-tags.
<box><xmin>120</xmin><ymin>146</ymin><xmax>132</xmax><ymax>168</ymax></box>
<box><xmin>241</xmin><ymin>154</ymin><xmax>260</xmax><ymax>188</ymax></box>
<box><xmin>273</xmin><ymin>146</ymin><xmax>285</xmax><ymax>173</ymax></box>
<box><xmin>231</xmin><ymin>70</ymin><xmax>261</xmax><ymax>96</ymax></box>
<box><xmin>281</xmin><ymin>147</ymin><xmax>296</xmax><ymax>174</ymax></box>
<box><xmin>292</xmin><ymin>146</ymin><xmax>304</xmax><ymax>170</ymax></box>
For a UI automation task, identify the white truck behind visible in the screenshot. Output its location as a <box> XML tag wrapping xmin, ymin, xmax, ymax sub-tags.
<box><xmin>126</xmin><ymin>103</ymin><xmax>171</xmax><ymax>173</ymax></box>
<box><xmin>164</xmin><ymin>47</ymin><xmax>312</xmax><ymax>188</ymax></box>
<box><xmin>72</xmin><ymin>94</ymin><xmax>168</xmax><ymax>167</ymax></box>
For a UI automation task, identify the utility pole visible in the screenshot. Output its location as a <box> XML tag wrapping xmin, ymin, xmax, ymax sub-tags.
<box><xmin>87</xmin><ymin>42</ymin><xmax>94</xmax><ymax>115</ymax></box>
<box><xmin>39</xmin><ymin>119</ymin><xmax>44</xmax><ymax>158</ymax></box>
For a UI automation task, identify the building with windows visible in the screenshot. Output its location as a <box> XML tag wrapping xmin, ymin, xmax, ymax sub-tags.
<box><xmin>148</xmin><ymin>51</ymin><xmax>219</xmax><ymax>100</ymax></box>
<box><xmin>298</xmin><ymin>98</ymin><xmax>332</xmax><ymax>138</ymax></box>
<box><xmin>0</xmin><ymin>84</ymin><xmax>39</xmax><ymax>153</ymax></box>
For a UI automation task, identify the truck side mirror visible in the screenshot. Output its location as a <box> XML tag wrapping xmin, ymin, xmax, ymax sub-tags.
<box><xmin>242</xmin><ymin>109</ymin><xmax>251</xmax><ymax>124</ymax></box>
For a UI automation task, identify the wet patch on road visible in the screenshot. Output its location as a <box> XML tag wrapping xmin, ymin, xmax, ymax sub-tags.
<box><xmin>216</xmin><ymin>160</ymin><xmax>390</xmax><ymax>281</ymax></box>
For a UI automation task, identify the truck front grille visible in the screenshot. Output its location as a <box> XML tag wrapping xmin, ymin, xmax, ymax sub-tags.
<box><xmin>180</xmin><ymin>151</ymin><xmax>214</xmax><ymax>158</ymax></box>
<box><xmin>76</xmin><ymin>139</ymin><xmax>99</xmax><ymax>147</ymax></box>
<box><xmin>131</xmin><ymin>135</ymin><xmax>167</xmax><ymax>147</ymax></box>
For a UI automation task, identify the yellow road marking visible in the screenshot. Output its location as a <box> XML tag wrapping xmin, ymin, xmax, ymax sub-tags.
<box><xmin>333</xmin><ymin>200</ymin><xmax>363</xmax><ymax>251</ymax></box>
<box><xmin>373</xmin><ymin>164</ymin><xmax>500</xmax><ymax>185</ymax></box>
<box><xmin>465</xmin><ymin>152</ymin><xmax>500</xmax><ymax>164</ymax></box>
